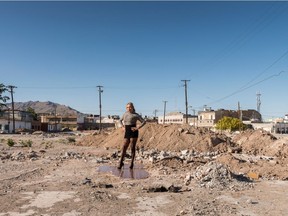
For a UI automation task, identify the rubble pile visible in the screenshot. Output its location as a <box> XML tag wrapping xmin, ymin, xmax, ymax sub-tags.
<box><xmin>194</xmin><ymin>161</ymin><xmax>253</xmax><ymax>191</ymax></box>
<box><xmin>76</xmin><ymin>123</ymin><xmax>288</xmax><ymax>180</ymax></box>
<box><xmin>0</xmin><ymin>150</ymin><xmax>39</xmax><ymax>161</ymax></box>
<box><xmin>2</xmin><ymin>123</ymin><xmax>288</xmax><ymax>181</ymax></box>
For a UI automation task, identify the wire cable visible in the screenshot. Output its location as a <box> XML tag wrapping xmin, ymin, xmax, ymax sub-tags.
<box><xmin>206</xmin><ymin>70</ymin><xmax>287</xmax><ymax>106</ymax></box>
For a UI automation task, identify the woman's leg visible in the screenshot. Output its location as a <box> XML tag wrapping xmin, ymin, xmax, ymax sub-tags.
<box><xmin>118</xmin><ymin>138</ymin><xmax>130</xmax><ymax>169</ymax></box>
<box><xmin>130</xmin><ymin>138</ymin><xmax>137</xmax><ymax>169</ymax></box>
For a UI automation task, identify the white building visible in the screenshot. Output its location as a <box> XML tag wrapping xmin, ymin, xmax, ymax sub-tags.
<box><xmin>158</xmin><ymin>112</ymin><xmax>197</xmax><ymax>126</ymax></box>
<box><xmin>158</xmin><ymin>112</ymin><xmax>184</xmax><ymax>124</ymax></box>
<box><xmin>284</xmin><ymin>114</ymin><xmax>288</xmax><ymax>123</ymax></box>
<box><xmin>0</xmin><ymin>110</ymin><xmax>33</xmax><ymax>133</ymax></box>
<box><xmin>272</xmin><ymin>122</ymin><xmax>288</xmax><ymax>134</ymax></box>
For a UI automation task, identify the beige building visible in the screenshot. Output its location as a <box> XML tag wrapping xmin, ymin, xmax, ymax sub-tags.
<box><xmin>158</xmin><ymin>108</ymin><xmax>262</xmax><ymax>129</ymax></box>
<box><xmin>198</xmin><ymin>109</ymin><xmax>237</xmax><ymax>128</ymax></box>
<box><xmin>40</xmin><ymin>114</ymin><xmax>77</xmax><ymax>131</ymax></box>
<box><xmin>198</xmin><ymin>108</ymin><xmax>262</xmax><ymax>128</ymax></box>
<box><xmin>158</xmin><ymin>112</ymin><xmax>184</xmax><ymax>124</ymax></box>
<box><xmin>158</xmin><ymin>112</ymin><xmax>197</xmax><ymax>126</ymax></box>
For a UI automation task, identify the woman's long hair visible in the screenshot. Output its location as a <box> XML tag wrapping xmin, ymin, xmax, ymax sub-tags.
<box><xmin>127</xmin><ymin>102</ymin><xmax>136</xmax><ymax>112</ymax></box>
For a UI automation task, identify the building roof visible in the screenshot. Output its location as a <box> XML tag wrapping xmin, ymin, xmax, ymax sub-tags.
<box><xmin>166</xmin><ymin>112</ymin><xmax>184</xmax><ymax>116</ymax></box>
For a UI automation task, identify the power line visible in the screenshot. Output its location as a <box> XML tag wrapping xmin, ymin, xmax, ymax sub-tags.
<box><xmin>207</xmin><ymin>70</ymin><xmax>287</xmax><ymax>106</ymax></box>
<box><xmin>193</xmin><ymin>48</ymin><xmax>288</xmax><ymax>108</ymax></box>
<box><xmin>183</xmin><ymin>2</ymin><xmax>288</xmax><ymax>81</ymax></box>
<box><xmin>238</xmin><ymin>49</ymin><xmax>288</xmax><ymax>91</ymax></box>
<box><xmin>18</xmin><ymin>85</ymin><xmax>180</xmax><ymax>90</ymax></box>
<box><xmin>19</xmin><ymin>86</ymin><xmax>96</xmax><ymax>89</ymax></box>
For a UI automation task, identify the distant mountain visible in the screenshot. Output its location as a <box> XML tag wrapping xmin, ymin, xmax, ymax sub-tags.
<box><xmin>6</xmin><ymin>101</ymin><xmax>82</xmax><ymax>116</ymax></box>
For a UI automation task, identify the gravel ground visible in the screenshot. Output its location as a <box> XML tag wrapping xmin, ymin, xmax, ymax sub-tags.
<box><xmin>1</xmin><ymin>127</ymin><xmax>288</xmax><ymax>216</ymax></box>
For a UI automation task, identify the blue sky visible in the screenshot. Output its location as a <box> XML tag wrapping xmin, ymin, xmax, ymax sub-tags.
<box><xmin>1</xmin><ymin>1</ymin><xmax>288</xmax><ymax>120</ymax></box>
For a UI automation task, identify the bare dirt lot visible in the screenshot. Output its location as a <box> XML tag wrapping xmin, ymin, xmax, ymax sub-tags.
<box><xmin>1</xmin><ymin>123</ymin><xmax>288</xmax><ymax>216</ymax></box>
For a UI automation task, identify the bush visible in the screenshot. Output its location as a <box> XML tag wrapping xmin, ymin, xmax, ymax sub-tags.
<box><xmin>215</xmin><ymin>116</ymin><xmax>247</xmax><ymax>132</ymax></box>
<box><xmin>7</xmin><ymin>138</ymin><xmax>15</xmax><ymax>147</ymax></box>
<box><xmin>20</xmin><ymin>140</ymin><xmax>33</xmax><ymax>147</ymax></box>
<box><xmin>26</xmin><ymin>140</ymin><xmax>33</xmax><ymax>147</ymax></box>
<box><xmin>67</xmin><ymin>137</ymin><xmax>76</xmax><ymax>143</ymax></box>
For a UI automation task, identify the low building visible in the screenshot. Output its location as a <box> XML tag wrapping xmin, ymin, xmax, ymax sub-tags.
<box><xmin>284</xmin><ymin>114</ymin><xmax>288</xmax><ymax>123</ymax></box>
<box><xmin>40</xmin><ymin>114</ymin><xmax>77</xmax><ymax>131</ymax></box>
<box><xmin>158</xmin><ymin>112</ymin><xmax>184</xmax><ymax>124</ymax></box>
<box><xmin>158</xmin><ymin>108</ymin><xmax>262</xmax><ymax>129</ymax></box>
<box><xmin>198</xmin><ymin>109</ymin><xmax>221</xmax><ymax>128</ymax></box>
<box><xmin>248</xmin><ymin>122</ymin><xmax>274</xmax><ymax>132</ymax></box>
<box><xmin>198</xmin><ymin>108</ymin><xmax>262</xmax><ymax>128</ymax></box>
<box><xmin>77</xmin><ymin>114</ymin><xmax>99</xmax><ymax>130</ymax></box>
<box><xmin>77</xmin><ymin>114</ymin><xmax>116</xmax><ymax>130</ymax></box>
<box><xmin>272</xmin><ymin>122</ymin><xmax>288</xmax><ymax>134</ymax></box>
<box><xmin>158</xmin><ymin>112</ymin><xmax>197</xmax><ymax>126</ymax></box>
<box><xmin>0</xmin><ymin>110</ymin><xmax>34</xmax><ymax>133</ymax></box>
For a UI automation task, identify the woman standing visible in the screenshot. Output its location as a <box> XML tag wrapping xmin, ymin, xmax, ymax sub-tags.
<box><xmin>118</xmin><ymin>102</ymin><xmax>146</xmax><ymax>169</ymax></box>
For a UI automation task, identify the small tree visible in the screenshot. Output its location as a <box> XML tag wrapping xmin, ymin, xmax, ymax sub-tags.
<box><xmin>0</xmin><ymin>83</ymin><xmax>9</xmax><ymax>110</ymax></box>
<box><xmin>27</xmin><ymin>107</ymin><xmax>38</xmax><ymax>120</ymax></box>
<box><xmin>215</xmin><ymin>116</ymin><xmax>247</xmax><ymax>132</ymax></box>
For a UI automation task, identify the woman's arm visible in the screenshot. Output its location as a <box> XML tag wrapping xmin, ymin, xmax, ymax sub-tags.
<box><xmin>137</xmin><ymin>115</ymin><xmax>146</xmax><ymax>130</ymax></box>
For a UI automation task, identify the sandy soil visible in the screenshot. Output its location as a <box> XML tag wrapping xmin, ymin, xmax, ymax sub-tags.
<box><xmin>1</xmin><ymin>123</ymin><xmax>288</xmax><ymax>216</ymax></box>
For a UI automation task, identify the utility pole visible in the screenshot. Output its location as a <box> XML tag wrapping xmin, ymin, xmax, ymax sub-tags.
<box><xmin>7</xmin><ymin>85</ymin><xmax>17</xmax><ymax>133</ymax></box>
<box><xmin>54</xmin><ymin>104</ymin><xmax>57</xmax><ymax>132</ymax></box>
<box><xmin>256</xmin><ymin>92</ymin><xmax>261</xmax><ymax>119</ymax></box>
<box><xmin>238</xmin><ymin>101</ymin><xmax>242</xmax><ymax>131</ymax></box>
<box><xmin>97</xmin><ymin>86</ymin><xmax>103</xmax><ymax>131</ymax></box>
<box><xmin>163</xmin><ymin>101</ymin><xmax>167</xmax><ymax>125</ymax></box>
<box><xmin>181</xmin><ymin>80</ymin><xmax>190</xmax><ymax>124</ymax></box>
<box><xmin>7</xmin><ymin>107</ymin><xmax>10</xmax><ymax>133</ymax></box>
<box><xmin>238</xmin><ymin>101</ymin><xmax>242</xmax><ymax>121</ymax></box>
<box><xmin>192</xmin><ymin>109</ymin><xmax>196</xmax><ymax>127</ymax></box>
<box><xmin>189</xmin><ymin>106</ymin><xmax>196</xmax><ymax>127</ymax></box>
<box><xmin>153</xmin><ymin>109</ymin><xmax>158</xmax><ymax>119</ymax></box>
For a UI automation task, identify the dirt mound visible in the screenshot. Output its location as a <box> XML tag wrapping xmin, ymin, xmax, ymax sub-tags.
<box><xmin>216</xmin><ymin>152</ymin><xmax>288</xmax><ymax>180</ymax></box>
<box><xmin>232</xmin><ymin>129</ymin><xmax>288</xmax><ymax>157</ymax></box>
<box><xmin>78</xmin><ymin>125</ymin><xmax>288</xmax><ymax>158</ymax></box>
<box><xmin>77</xmin><ymin>123</ymin><xmax>233</xmax><ymax>153</ymax></box>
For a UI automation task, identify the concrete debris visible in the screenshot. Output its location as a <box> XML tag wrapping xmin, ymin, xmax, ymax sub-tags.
<box><xmin>194</xmin><ymin>161</ymin><xmax>253</xmax><ymax>191</ymax></box>
<box><xmin>144</xmin><ymin>183</ymin><xmax>182</xmax><ymax>193</ymax></box>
